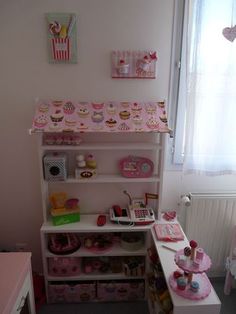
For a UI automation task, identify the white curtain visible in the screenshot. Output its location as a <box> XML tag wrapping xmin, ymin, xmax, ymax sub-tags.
<box><xmin>183</xmin><ymin>0</ymin><xmax>236</xmax><ymax>174</ymax></box>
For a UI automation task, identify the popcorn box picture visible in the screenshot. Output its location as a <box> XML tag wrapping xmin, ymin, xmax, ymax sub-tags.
<box><xmin>51</xmin><ymin>38</ymin><xmax>71</xmax><ymax>61</ymax></box>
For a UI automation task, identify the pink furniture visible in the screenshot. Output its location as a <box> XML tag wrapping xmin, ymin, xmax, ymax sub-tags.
<box><xmin>224</xmin><ymin>225</ymin><xmax>236</xmax><ymax>294</ymax></box>
<box><xmin>0</xmin><ymin>252</ymin><xmax>36</xmax><ymax>314</ymax></box>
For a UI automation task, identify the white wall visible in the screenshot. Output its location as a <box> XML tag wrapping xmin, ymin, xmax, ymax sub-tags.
<box><xmin>0</xmin><ymin>0</ymin><xmax>174</xmax><ymax>271</ymax></box>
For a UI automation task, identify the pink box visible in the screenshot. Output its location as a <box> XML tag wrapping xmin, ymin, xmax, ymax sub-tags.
<box><xmin>97</xmin><ymin>280</ymin><xmax>145</xmax><ymax>301</ymax></box>
<box><xmin>48</xmin><ymin>257</ymin><xmax>81</xmax><ymax>277</ymax></box>
<box><xmin>48</xmin><ymin>281</ymin><xmax>96</xmax><ymax>303</ymax></box>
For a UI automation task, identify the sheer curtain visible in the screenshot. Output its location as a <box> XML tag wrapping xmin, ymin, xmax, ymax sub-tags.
<box><xmin>183</xmin><ymin>0</ymin><xmax>236</xmax><ymax>174</ymax></box>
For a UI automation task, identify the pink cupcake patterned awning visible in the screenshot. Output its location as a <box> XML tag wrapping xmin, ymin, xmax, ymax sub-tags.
<box><xmin>31</xmin><ymin>100</ymin><xmax>171</xmax><ymax>133</ymax></box>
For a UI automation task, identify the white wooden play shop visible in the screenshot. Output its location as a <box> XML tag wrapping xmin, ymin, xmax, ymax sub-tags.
<box><xmin>30</xmin><ymin>101</ymin><xmax>221</xmax><ymax>314</ymax></box>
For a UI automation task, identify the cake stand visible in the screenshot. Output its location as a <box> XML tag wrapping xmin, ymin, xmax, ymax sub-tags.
<box><xmin>169</xmin><ymin>249</ymin><xmax>212</xmax><ymax>300</ymax></box>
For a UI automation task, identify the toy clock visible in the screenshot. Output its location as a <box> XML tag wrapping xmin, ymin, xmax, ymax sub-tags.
<box><xmin>169</xmin><ymin>240</ymin><xmax>212</xmax><ymax>300</ymax></box>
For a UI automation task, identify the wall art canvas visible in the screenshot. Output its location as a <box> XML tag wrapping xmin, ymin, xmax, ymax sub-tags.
<box><xmin>46</xmin><ymin>13</ymin><xmax>78</xmax><ymax>63</ymax></box>
<box><xmin>111</xmin><ymin>50</ymin><xmax>157</xmax><ymax>79</ymax></box>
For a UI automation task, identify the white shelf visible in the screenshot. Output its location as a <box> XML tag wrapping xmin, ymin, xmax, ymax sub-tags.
<box><xmin>45</xmin><ymin>174</ymin><xmax>160</xmax><ymax>184</ymax></box>
<box><xmin>41</xmin><ymin>142</ymin><xmax>161</xmax><ymax>151</ymax></box>
<box><xmin>47</xmin><ymin>273</ymin><xmax>145</xmax><ymax>281</ymax></box>
<box><xmin>41</xmin><ymin>214</ymin><xmax>153</xmax><ymax>233</ymax></box>
<box><xmin>45</xmin><ymin>241</ymin><xmax>146</xmax><ymax>258</ymax></box>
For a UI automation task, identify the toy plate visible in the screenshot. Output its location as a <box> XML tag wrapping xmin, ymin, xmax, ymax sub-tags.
<box><xmin>119</xmin><ymin>156</ymin><xmax>154</xmax><ymax>178</ymax></box>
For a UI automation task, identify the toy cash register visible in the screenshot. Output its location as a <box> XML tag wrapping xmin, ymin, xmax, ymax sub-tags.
<box><xmin>109</xmin><ymin>191</ymin><xmax>155</xmax><ymax>225</ymax></box>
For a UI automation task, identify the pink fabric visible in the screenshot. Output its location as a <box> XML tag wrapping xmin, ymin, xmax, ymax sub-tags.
<box><xmin>31</xmin><ymin>101</ymin><xmax>170</xmax><ymax>133</ymax></box>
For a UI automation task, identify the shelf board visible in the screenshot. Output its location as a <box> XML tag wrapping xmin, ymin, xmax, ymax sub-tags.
<box><xmin>45</xmin><ymin>174</ymin><xmax>160</xmax><ymax>184</ymax></box>
<box><xmin>45</xmin><ymin>241</ymin><xmax>146</xmax><ymax>258</ymax></box>
<box><xmin>47</xmin><ymin>273</ymin><xmax>145</xmax><ymax>281</ymax></box>
<box><xmin>41</xmin><ymin>142</ymin><xmax>161</xmax><ymax>151</ymax></box>
<box><xmin>41</xmin><ymin>214</ymin><xmax>153</xmax><ymax>232</ymax></box>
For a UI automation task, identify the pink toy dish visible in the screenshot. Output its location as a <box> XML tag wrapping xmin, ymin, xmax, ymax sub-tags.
<box><xmin>119</xmin><ymin>156</ymin><xmax>154</xmax><ymax>178</ymax></box>
<box><xmin>48</xmin><ymin>233</ymin><xmax>81</xmax><ymax>255</ymax></box>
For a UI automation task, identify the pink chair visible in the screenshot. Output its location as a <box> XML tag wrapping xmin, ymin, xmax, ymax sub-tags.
<box><xmin>224</xmin><ymin>225</ymin><xmax>236</xmax><ymax>295</ymax></box>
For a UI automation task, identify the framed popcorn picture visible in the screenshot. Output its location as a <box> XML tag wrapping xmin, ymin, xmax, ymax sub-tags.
<box><xmin>46</xmin><ymin>13</ymin><xmax>78</xmax><ymax>63</ymax></box>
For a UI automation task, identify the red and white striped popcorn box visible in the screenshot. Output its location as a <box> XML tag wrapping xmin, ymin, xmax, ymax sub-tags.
<box><xmin>51</xmin><ymin>37</ymin><xmax>71</xmax><ymax>61</ymax></box>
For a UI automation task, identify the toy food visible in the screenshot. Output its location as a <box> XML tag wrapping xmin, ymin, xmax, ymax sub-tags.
<box><xmin>184</xmin><ymin>246</ymin><xmax>191</xmax><ymax>257</ymax></box>
<box><xmin>190</xmin><ymin>281</ymin><xmax>200</xmax><ymax>293</ymax></box>
<box><xmin>176</xmin><ymin>277</ymin><xmax>187</xmax><ymax>290</ymax></box>
<box><xmin>190</xmin><ymin>240</ymin><xmax>198</xmax><ymax>260</ymax></box>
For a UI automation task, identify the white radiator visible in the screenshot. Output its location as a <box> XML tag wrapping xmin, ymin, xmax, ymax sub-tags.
<box><xmin>184</xmin><ymin>192</ymin><xmax>236</xmax><ymax>276</ymax></box>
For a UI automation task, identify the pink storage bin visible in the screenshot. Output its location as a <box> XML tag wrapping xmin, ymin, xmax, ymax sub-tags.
<box><xmin>48</xmin><ymin>257</ymin><xmax>81</xmax><ymax>276</ymax></box>
<box><xmin>48</xmin><ymin>284</ymin><xmax>68</xmax><ymax>303</ymax></box>
<box><xmin>48</xmin><ymin>281</ymin><xmax>96</xmax><ymax>303</ymax></box>
<box><xmin>97</xmin><ymin>280</ymin><xmax>145</xmax><ymax>301</ymax></box>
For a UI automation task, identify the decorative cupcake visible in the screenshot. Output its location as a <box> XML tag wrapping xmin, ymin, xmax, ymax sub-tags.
<box><xmin>38</xmin><ymin>103</ymin><xmax>49</xmax><ymax>113</ymax></box>
<box><xmin>177</xmin><ymin>277</ymin><xmax>187</xmax><ymax>290</ymax></box>
<box><xmin>65</xmin><ymin>117</ymin><xmax>76</xmax><ymax>127</ymax></box>
<box><xmin>157</xmin><ymin>101</ymin><xmax>165</xmax><ymax>108</ymax></box>
<box><xmin>34</xmin><ymin>115</ymin><xmax>48</xmax><ymax>128</ymax></box>
<box><xmin>77</xmin><ymin>122</ymin><xmax>88</xmax><ymax>131</ymax></box>
<box><xmin>77</xmin><ymin>107</ymin><xmax>90</xmax><ymax>118</ymax></box>
<box><xmin>52</xmin><ymin>100</ymin><xmax>63</xmax><ymax>107</ymax></box>
<box><xmin>145</xmin><ymin>103</ymin><xmax>157</xmax><ymax>114</ymax></box>
<box><xmin>146</xmin><ymin>117</ymin><xmax>159</xmax><ymax>130</ymax></box>
<box><xmin>119</xmin><ymin>110</ymin><xmax>131</xmax><ymax>120</ymax></box>
<box><xmin>50</xmin><ymin>109</ymin><xmax>64</xmax><ymax>122</ymax></box>
<box><xmin>91</xmin><ymin>111</ymin><xmax>104</xmax><ymax>123</ymax></box>
<box><xmin>118</xmin><ymin>122</ymin><xmax>130</xmax><ymax>131</ymax></box>
<box><xmin>131</xmin><ymin>103</ymin><xmax>142</xmax><ymax>113</ymax></box>
<box><xmin>190</xmin><ymin>281</ymin><xmax>199</xmax><ymax>293</ymax></box>
<box><xmin>106</xmin><ymin>103</ymin><xmax>116</xmax><ymax>115</ymax></box>
<box><xmin>92</xmin><ymin>103</ymin><xmax>104</xmax><ymax>110</ymax></box>
<box><xmin>121</xmin><ymin>102</ymin><xmax>130</xmax><ymax>108</ymax></box>
<box><xmin>105</xmin><ymin>118</ymin><xmax>117</xmax><ymax>129</ymax></box>
<box><xmin>63</xmin><ymin>101</ymin><xmax>75</xmax><ymax>114</ymax></box>
<box><xmin>132</xmin><ymin>114</ymin><xmax>143</xmax><ymax>126</ymax></box>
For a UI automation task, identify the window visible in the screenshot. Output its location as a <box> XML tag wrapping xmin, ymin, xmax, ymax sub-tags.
<box><xmin>172</xmin><ymin>0</ymin><xmax>236</xmax><ymax>174</ymax></box>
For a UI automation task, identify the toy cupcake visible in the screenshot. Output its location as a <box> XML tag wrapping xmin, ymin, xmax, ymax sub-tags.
<box><xmin>190</xmin><ymin>281</ymin><xmax>199</xmax><ymax>293</ymax></box>
<box><xmin>176</xmin><ymin>277</ymin><xmax>187</xmax><ymax>290</ymax></box>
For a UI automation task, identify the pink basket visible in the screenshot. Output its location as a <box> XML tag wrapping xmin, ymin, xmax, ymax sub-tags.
<box><xmin>97</xmin><ymin>280</ymin><xmax>145</xmax><ymax>301</ymax></box>
<box><xmin>48</xmin><ymin>282</ymin><xmax>96</xmax><ymax>303</ymax></box>
<box><xmin>48</xmin><ymin>257</ymin><xmax>81</xmax><ymax>276</ymax></box>
<box><xmin>51</xmin><ymin>38</ymin><xmax>71</xmax><ymax>61</ymax></box>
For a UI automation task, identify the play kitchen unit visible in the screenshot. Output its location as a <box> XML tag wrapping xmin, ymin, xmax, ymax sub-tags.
<box><xmin>30</xmin><ymin>101</ymin><xmax>221</xmax><ymax>314</ymax></box>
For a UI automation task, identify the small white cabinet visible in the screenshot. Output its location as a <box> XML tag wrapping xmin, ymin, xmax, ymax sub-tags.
<box><xmin>37</xmin><ymin>130</ymin><xmax>165</xmax><ymax>304</ymax></box>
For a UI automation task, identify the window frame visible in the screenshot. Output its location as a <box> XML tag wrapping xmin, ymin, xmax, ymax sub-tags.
<box><xmin>168</xmin><ymin>0</ymin><xmax>186</xmax><ymax>166</ymax></box>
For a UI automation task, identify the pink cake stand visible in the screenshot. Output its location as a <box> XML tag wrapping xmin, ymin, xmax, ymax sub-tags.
<box><xmin>169</xmin><ymin>249</ymin><xmax>212</xmax><ymax>300</ymax></box>
<box><xmin>175</xmin><ymin>249</ymin><xmax>212</xmax><ymax>273</ymax></box>
<box><xmin>169</xmin><ymin>272</ymin><xmax>211</xmax><ymax>300</ymax></box>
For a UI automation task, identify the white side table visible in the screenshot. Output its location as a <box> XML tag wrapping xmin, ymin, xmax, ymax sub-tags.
<box><xmin>0</xmin><ymin>252</ymin><xmax>36</xmax><ymax>314</ymax></box>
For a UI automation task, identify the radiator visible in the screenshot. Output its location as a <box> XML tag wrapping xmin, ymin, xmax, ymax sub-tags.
<box><xmin>184</xmin><ymin>192</ymin><xmax>236</xmax><ymax>276</ymax></box>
